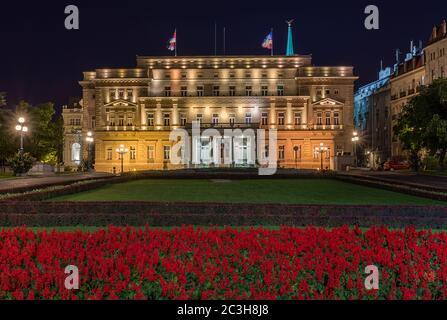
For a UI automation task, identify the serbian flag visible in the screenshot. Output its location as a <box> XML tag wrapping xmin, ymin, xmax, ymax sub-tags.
<box><xmin>262</xmin><ymin>31</ymin><xmax>273</xmax><ymax>50</ymax></box>
<box><xmin>167</xmin><ymin>29</ymin><xmax>177</xmax><ymax>52</ymax></box>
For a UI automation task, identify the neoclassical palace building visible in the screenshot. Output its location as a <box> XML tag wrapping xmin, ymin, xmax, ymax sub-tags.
<box><xmin>63</xmin><ymin>54</ymin><xmax>357</xmax><ymax>173</ymax></box>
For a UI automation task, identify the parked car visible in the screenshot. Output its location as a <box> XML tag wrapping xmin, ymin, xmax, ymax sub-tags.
<box><xmin>383</xmin><ymin>160</ymin><xmax>411</xmax><ymax>171</ymax></box>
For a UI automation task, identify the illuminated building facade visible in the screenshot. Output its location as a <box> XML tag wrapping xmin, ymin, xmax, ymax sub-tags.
<box><xmin>63</xmin><ymin>55</ymin><xmax>357</xmax><ymax>172</ymax></box>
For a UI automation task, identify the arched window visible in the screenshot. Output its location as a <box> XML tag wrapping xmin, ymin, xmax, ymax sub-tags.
<box><xmin>71</xmin><ymin>143</ymin><xmax>81</xmax><ymax>165</ymax></box>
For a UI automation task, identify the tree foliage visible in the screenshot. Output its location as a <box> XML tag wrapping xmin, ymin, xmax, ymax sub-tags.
<box><xmin>0</xmin><ymin>98</ymin><xmax>64</xmax><ymax>166</ymax></box>
<box><xmin>394</xmin><ymin>79</ymin><xmax>447</xmax><ymax>171</ymax></box>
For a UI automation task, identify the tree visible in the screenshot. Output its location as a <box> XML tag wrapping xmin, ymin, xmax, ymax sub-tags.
<box><xmin>394</xmin><ymin>79</ymin><xmax>447</xmax><ymax>171</ymax></box>
<box><xmin>0</xmin><ymin>92</ymin><xmax>5</xmax><ymax>107</ymax></box>
<box><xmin>424</xmin><ymin>114</ymin><xmax>447</xmax><ymax>170</ymax></box>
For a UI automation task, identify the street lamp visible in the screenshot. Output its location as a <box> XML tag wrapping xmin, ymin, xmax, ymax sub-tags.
<box><xmin>115</xmin><ymin>144</ymin><xmax>128</xmax><ymax>175</ymax></box>
<box><xmin>352</xmin><ymin>131</ymin><xmax>360</xmax><ymax>167</ymax></box>
<box><xmin>85</xmin><ymin>131</ymin><xmax>94</xmax><ymax>171</ymax></box>
<box><xmin>317</xmin><ymin>142</ymin><xmax>329</xmax><ymax>171</ymax></box>
<box><xmin>15</xmin><ymin>117</ymin><xmax>28</xmax><ymax>154</ymax></box>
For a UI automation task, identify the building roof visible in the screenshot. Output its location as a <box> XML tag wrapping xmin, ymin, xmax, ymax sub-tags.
<box><xmin>428</xmin><ymin>20</ymin><xmax>447</xmax><ymax>46</ymax></box>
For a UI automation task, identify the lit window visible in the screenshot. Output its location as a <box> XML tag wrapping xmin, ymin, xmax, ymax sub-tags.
<box><xmin>317</xmin><ymin>112</ymin><xmax>322</xmax><ymax>125</ymax></box>
<box><xmin>106</xmin><ymin>148</ymin><xmax>113</xmax><ymax>161</ymax></box>
<box><xmin>165</xmin><ymin>87</ymin><xmax>171</xmax><ymax>97</ymax></box>
<box><xmin>147</xmin><ymin>113</ymin><xmax>154</xmax><ymax>127</ymax></box>
<box><xmin>212</xmin><ymin>114</ymin><xmax>219</xmax><ymax>126</ymax></box>
<box><xmin>181</xmin><ymin>86</ymin><xmax>188</xmax><ymax>97</ymax></box>
<box><xmin>261</xmin><ymin>112</ymin><xmax>268</xmax><ymax>125</ymax></box>
<box><xmin>163</xmin><ymin>113</ymin><xmax>171</xmax><ymax>126</ymax></box>
<box><xmin>229</xmin><ymin>114</ymin><xmax>236</xmax><ymax>126</ymax></box>
<box><xmin>261</xmin><ymin>86</ymin><xmax>268</xmax><ymax>96</ymax></box>
<box><xmin>164</xmin><ymin>146</ymin><xmax>171</xmax><ymax>160</ymax></box>
<box><xmin>180</xmin><ymin>113</ymin><xmax>187</xmax><ymax>126</ymax></box>
<box><xmin>294</xmin><ymin>113</ymin><xmax>302</xmax><ymax>125</ymax></box>
<box><xmin>325</xmin><ymin>112</ymin><xmax>331</xmax><ymax>125</ymax></box>
<box><xmin>147</xmin><ymin>145</ymin><xmax>155</xmax><ymax>162</ymax></box>
<box><xmin>277</xmin><ymin>85</ymin><xmax>284</xmax><ymax>96</ymax></box>
<box><xmin>277</xmin><ymin>112</ymin><xmax>285</xmax><ymax>125</ymax></box>
<box><xmin>245</xmin><ymin>113</ymin><xmax>252</xmax><ymax>124</ymax></box>
<box><xmin>278</xmin><ymin>146</ymin><xmax>285</xmax><ymax>160</ymax></box>
<box><xmin>334</xmin><ymin>112</ymin><xmax>340</xmax><ymax>125</ymax></box>
<box><xmin>130</xmin><ymin>147</ymin><xmax>136</xmax><ymax>160</ymax></box>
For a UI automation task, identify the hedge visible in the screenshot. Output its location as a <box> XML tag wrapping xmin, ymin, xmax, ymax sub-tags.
<box><xmin>0</xmin><ymin>201</ymin><xmax>446</xmax><ymax>228</ymax></box>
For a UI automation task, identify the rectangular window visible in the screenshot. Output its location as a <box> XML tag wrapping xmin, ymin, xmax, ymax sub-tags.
<box><xmin>229</xmin><ymin>113</ymin><xmax>236</xmax><ymax>126</ymax></box>
<box><xmin>277</xmin><ymin>112</ymin><xmax>285</xmax><ymax>125</ymax></box>
<box><xmin>213</xmin><ymin>86</ymin><xmax>220</xmax><ymax>96</ymax></box>
<box><xmin>245</xmin><ymin>113</ymin><xmax>252</xmax><ymax>124</ymax></box>
<box><xmin>180</xmin><ymin>113</ymin><xmax>187</xmax><ymax>126</ymax></box>
<box><xmin>163</xmin><ymin>113</ymin><xmax>170</xmax><ymax>126</ymax></box>
<box><xmin>181</xmin><ymin>86</ymin><xmax>188</xmax><ymax>97</ymax></box>
<box><xmin>325</xmin><ymin>112</ymin><xmax>331</xmax><ymax>125</ymax></box>
<box><xmin>229</xmin><ymin>86</ymin><xmax>236</xmax><ymax>96</ymax></box>
<box><xmin>127</xmin><ymin>89</ymin><xmax>133</xmax><ymax>99</ymax></box>
<box><xmin>118</xmin><ymin>89</ymin><xmax>125</xmax><ymax>99</ymax></box>
<box><xmin>130</xmin><ymin>147</ymin><xmax>136</xmax><ymax>160</ymax></box>
<box><xmin>196</xmin><ymin>113</ymin><xmax>203</xmax><ymax>124</ymax></box>
<box><xmin>334</xmin><ymin>112</ymin><xmax>340</xmax><ymax>126</ymax></box>
<box><xmin>278</xmin><ymin>146</ymin><xmax>285</xmax><ymax>160</ymax></box>
<box><xmin>197</xmin><ymin>86</ymin><xmax>204</xmax><ymax>97</ymax></box>
<box><xmin>317</xmin><ymin>112</ymin><xmax>322</xmax><ymax>125</ymax></box>
<box><xmin>127</xmin><ymin>116</ymin><xmax>134</xmax><ymax>127</ymax></box>
<box><xmin>294</xmin><ymin>113</ymin><xmax>302</xmax><ymax>125</ymax></box>
<box><xmin>107</xmin><ymin>148</ymin><xmax>113</xmax><ymax>161</ymax></box>
<box><xmin>245</xmin><ymin>86</ymin><xmax>252</xmax><ymax>96</ymax></box>
<box><xmin>164</xmin><ymin>87</ymin><xmax>171</xmax><ymax>97</ymax></box>
<box><xmin>212</xmin><ymin>114</ymin><xmax>219</xmax><ymax>126</ymax></box>
<box><xmin>261</xmin><ymin>112</ymin><xmax>268</xmax><ymax>125</ymax></box>
<box><xmin>164</xmin><ymin>146</ymin><xmax>171</xmax><ymax>160</ymax></box>
<box><xmin>147</xmin><ymin>113</ymin><xmax>154</xmax><ymax>126</ymax></box>
<box><xmin>261</xmin><ymin>86</ymin><xmax>268</xmax><ymax>96</ymax></box>
<box><xmin>118</xmin><ymin>115</ymin><xmax>125</xmax><ymax>126</ymax></box>
<box><xmin>277</xmin><ymin>85</ymin><xmax>284</xmax><ymax>96</ymax></box>
<box><xmin>147</xmin><ymin>145</ymin><xmax>155</xmax><ymax>162</ymax></box>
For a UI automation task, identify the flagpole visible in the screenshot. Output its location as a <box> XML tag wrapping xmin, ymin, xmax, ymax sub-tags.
<box><xmin>175</xmin><ymin>28</ymin><xmax>177</xmax><ymax>57</ymax></box>
<box><xmin>271</xmin><ymin>28</ymin><xmax>274</xmax><ymax>56</ymax></box>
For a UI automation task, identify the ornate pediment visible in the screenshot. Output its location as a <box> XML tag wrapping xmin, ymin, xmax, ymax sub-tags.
<box><xmin>103</xmin><ymin>99</ymin><xmax>138</xmax><ymax>108</ymax></box>
<box><xmin>312</xmin><ymin>97</ymin><xmax>344</xmax><ymax>106</ymax></box>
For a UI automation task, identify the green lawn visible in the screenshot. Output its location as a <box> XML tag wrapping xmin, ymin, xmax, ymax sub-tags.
<box><xmin>50</xmin><ymin>179</ymin><xmax>446</xmax><ymax>205</ymax></box>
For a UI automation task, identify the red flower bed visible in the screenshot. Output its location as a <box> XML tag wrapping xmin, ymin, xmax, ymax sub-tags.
<box><xmin>0</xmin><ymin>226</ymin><xmax>446</xmax><ymax>300</ymax></box>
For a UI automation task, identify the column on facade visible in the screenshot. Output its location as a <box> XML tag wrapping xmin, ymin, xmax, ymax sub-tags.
<box><xmin>156</xmin><ymin>102</ymin><xmax>162</xmax><ymax>128</ymax></box>
<box><xmin>270</xmin><ymin>102</ymin><xmax>276</xmax><ymax>127</ymax></box>
<box><xmin>286</xmin><ymin>101</ymin><xmax>293</xmax><ymax>127</ymax></box>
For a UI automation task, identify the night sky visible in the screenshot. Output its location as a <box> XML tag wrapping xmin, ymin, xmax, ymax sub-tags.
<box><xmin>0</xmin><ymin>0</ymin><xmax>446</xmax><ymax>112</ymax></box>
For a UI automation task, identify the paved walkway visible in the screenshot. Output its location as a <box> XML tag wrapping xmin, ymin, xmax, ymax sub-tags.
<box><xmin>0</xmin><ymin>173</ymin><xmax>113</xmax><ymax>193</ymax></box>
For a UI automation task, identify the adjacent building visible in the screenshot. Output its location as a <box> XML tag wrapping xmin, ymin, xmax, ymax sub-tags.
<box><xmin>390</xmin><ymin>46</ymin><xmax>425</xmax><ymax>158</ymax></box>
<box><xmin>425</xmin><ymin>20</ymin><xmax>447</xmax><ymax>84</ymax></box>
<box><xmin>354</xmin><ymin>66</ymin><xmax>392</xmax><ymax>167</ymax></box>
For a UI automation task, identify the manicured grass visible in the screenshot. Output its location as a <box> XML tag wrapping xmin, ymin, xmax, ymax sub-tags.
<box><xmin>50</xmin><ymin>179</ymin><xmax>446</xmax><ymax>205</ymax></box>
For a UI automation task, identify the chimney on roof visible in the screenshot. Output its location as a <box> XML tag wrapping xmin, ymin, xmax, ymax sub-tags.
<box><xmin>432</xmin><ymin>26</ymin><xmax>438</xmax><ymax>40</ymax></box>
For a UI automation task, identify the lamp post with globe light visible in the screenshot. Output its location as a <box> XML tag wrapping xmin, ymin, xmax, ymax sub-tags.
<box><xmin>15</xmin><ymin>117</ymin><xmax>28</xmax><ymax>154</ymax></box>
<box><xmin>352</xmin><ymin>131</ymin><xmax>360</xmax><ymax>167</ymax></box>
<box><xmin>85</xmin><ymin>131</ymin><xmax>94</xmax><ymax>171</ymax></box>
<box><xmin>116</xmin><ymin>144</ymin><xmax>128</xmax><ymax>175</ymax></box>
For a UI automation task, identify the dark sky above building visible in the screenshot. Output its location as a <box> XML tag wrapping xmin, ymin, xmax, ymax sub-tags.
<box><xmin>0</xmin><ymin>0</ymin><xmax>446</xmax><ymax>111</ymax></box>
